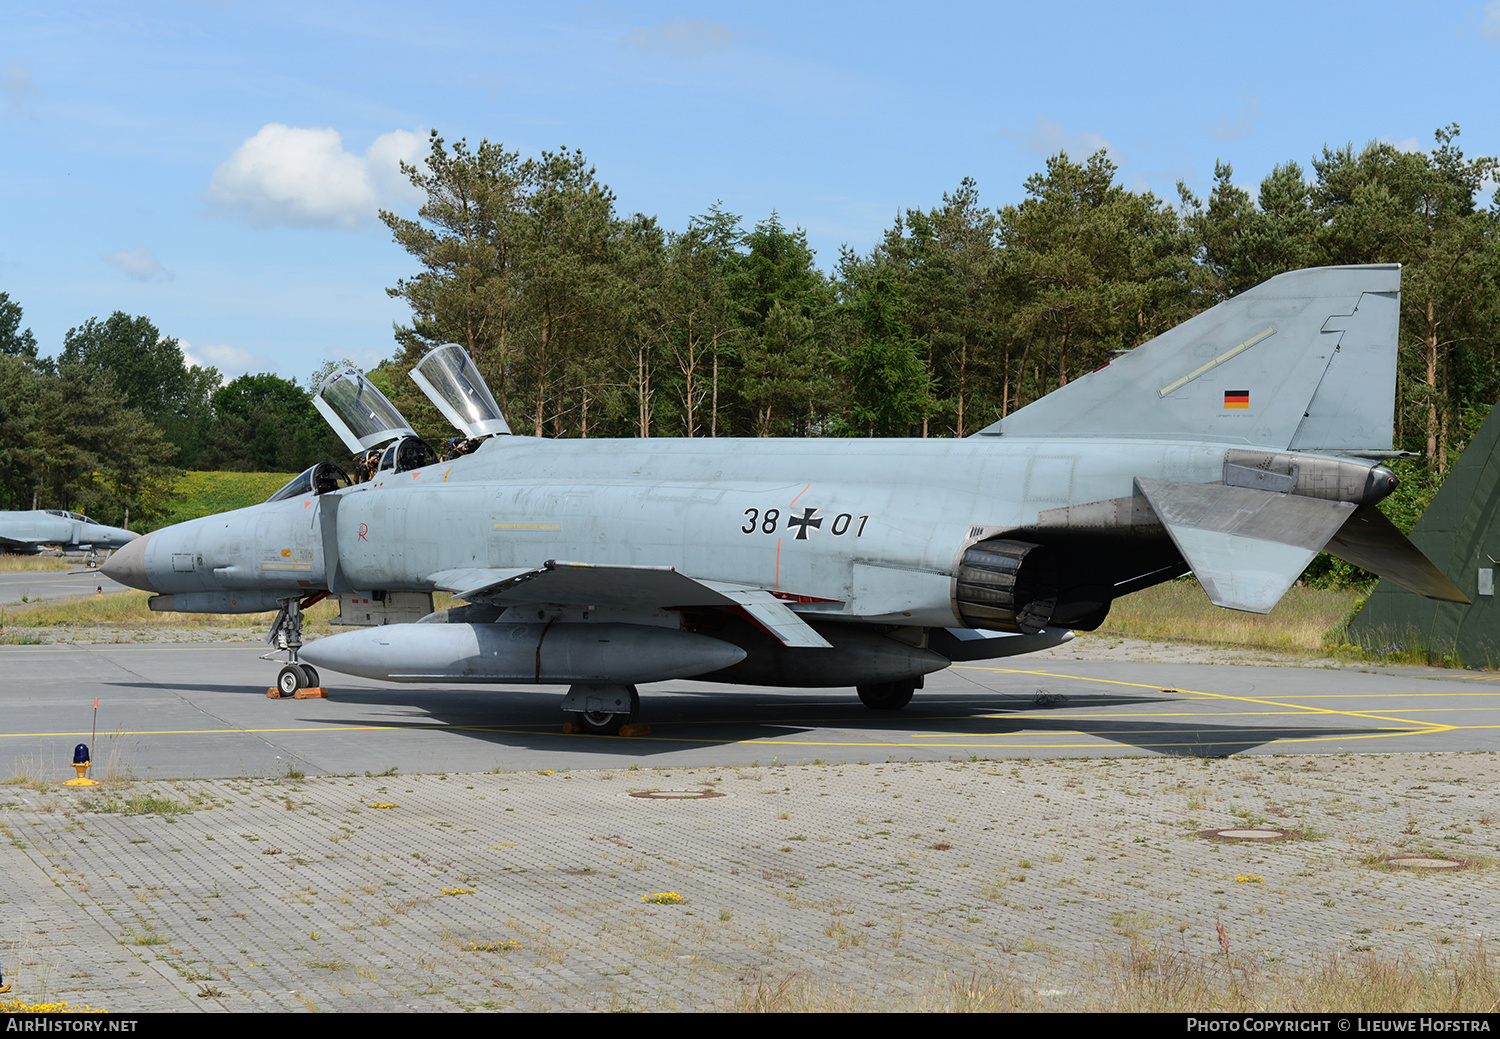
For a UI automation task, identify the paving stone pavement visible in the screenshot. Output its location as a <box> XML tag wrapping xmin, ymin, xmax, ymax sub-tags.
<box><xmin>2</xmin><ymin>752</ymin><xmax>1498</xmax><ymax>1012</ymax></box>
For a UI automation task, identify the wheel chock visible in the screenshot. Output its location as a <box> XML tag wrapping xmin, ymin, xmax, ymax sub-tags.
<box><xmin>293</xmin><ymin>687</ymin><xmax>327</xmax><ymax>699</ymax></box>
<box><xmin>619</xmin><ymin>723</ymin><xmax>652</xmax><ymax>737</ymax></box>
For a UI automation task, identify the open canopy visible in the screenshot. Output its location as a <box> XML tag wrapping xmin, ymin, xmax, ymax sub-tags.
<box><xmin>313</xmin><ymin>368</ymin><xmax>417</xmax><ymax>453</ymax></box>
<box><xmin>409</xmin><ymin>344</ymin><xmax>511</xmax><ymax>439</ymax></box>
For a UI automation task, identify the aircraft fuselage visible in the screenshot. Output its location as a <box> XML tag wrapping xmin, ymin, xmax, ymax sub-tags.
<box><xmin>113</xmin><ymin>432</ymin><xmax>1235</xmax><ymax>629</ymax></box>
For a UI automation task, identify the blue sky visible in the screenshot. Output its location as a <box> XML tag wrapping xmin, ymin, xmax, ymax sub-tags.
<box><xmin>4</xmin><ymin>1</ymin><xmax>1499</xmax><ymax>385</ymax></box>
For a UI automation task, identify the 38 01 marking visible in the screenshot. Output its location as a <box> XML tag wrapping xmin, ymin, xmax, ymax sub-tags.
<box><xmin>741</xmin><ymin>507</ymin><xmax>867</xmax><ymax>539</ymax></box>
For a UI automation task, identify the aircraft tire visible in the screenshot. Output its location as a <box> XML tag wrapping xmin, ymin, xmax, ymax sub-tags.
<box><xmin>857</xmin><ymin>680</ymin><xmax>916</xmax><ymax>711</ymax></box>
<box><xmin>572</xmin><ymin>686</ymin><xmax>640</xmax><ymax>735</ymax></box>
<box><xmin>301</xmin><ymin>665</ymin><xmax>320</xmax><ymax>689</ymax></box>
<box><xmin>276</xmin><ymin>665</ymin><xmax>304</xmax><ymax>698</ymax></box>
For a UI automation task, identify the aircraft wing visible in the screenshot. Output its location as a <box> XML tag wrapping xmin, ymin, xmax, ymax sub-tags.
<box><xmin>0</xmin><ymin>535</ymin><xmax>42</xmax><ymax>551</ymax></box>
<box><xmin>428</xmin><ymin>562</ymin><xmax>834</xmax><ymax>649</ymax></box>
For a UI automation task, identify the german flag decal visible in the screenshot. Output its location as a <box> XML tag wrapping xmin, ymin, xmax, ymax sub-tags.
<box><xmin>1224</xmin><ymin>390</ymin><xmax>1250</xmax><ymax>409</ymax></box>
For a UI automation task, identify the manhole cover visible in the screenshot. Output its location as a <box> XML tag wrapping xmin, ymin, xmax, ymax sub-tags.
<box><xmin>1382</xmin><ymin>856</ymin><xmax>1466</xmax><ymax>870</ymax></box>
<box><xmin>1201</xmin><ymin>828</ymin><xmax>1290</xmax><ymax>841</ymax></box>
<box><xmin>627</xmin><ymin>789</ymin><xmax>727</xmax><ymax>800</ymax></box>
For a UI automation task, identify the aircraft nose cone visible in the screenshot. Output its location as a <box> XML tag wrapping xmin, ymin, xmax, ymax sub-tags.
<box><xmin>101</xmin><ymin>532</ymin><xmax>156</xmax><ymax>592</ymax></box>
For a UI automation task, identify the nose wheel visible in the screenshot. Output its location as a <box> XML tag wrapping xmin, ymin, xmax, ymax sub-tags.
<box><xmin>277</xmin><ymin>664</ymin><xmax>312</xmax><ymax>697</ymax></box>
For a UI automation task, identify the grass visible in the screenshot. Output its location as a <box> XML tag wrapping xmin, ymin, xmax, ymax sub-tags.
<box><xmin>0</xmin><ymin>554</ymin><xmax>76</xmax><ymax>572</ymax></box>
<box><xmin>1</xmin><ymin>589</ymin><xmax>453</xmax><ymax>631</ymax></box>
<box><xmin>148</xmin><ymin>471</ymin><xmax>300</xmax><ymax>531</ymax></box>
<box><xmin>81</xmin><ymin>791</ymin><xmax>199</xmax><ymax>818</ymax></box>
<box><xmin>0</xmin><ymin>1000</ymin><xmax>107</xmax><ymax>1014</ymax></box>
<box><xmin>1098</xmin><ymin>578</ymin><xmax>1363</xmax><ymax>655</ymax></box>
<box><xmin>733</xmin><ymin>940</ymin><xmax>1500</xmax><ymax>1012</ymax></box>
<box><xmin>0</xmin><ymin>590</ymin><xmax>342</xmax><ymax>629</ymax></box>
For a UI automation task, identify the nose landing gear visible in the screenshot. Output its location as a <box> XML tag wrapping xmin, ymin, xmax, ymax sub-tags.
<box><xmin>264</xmin><ymin>593</ymin><xmax>328</xmax><ymax>699</ymax></box>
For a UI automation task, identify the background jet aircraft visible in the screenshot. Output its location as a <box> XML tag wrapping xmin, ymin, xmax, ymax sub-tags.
<box><xmin>102</xmin><ymin>266</ymin><xmax>1465</xmax><ymax>733</ymax></box>
<box><xmin>0</xmin><ymin>509</ymin><xmax>137</xmax><ymax>556</ymax></box>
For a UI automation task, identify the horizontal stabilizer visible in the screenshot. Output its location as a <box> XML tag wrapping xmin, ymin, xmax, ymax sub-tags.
<box><xmin>1324</xmin><ymin>506</ymin><xmax>1469</xmax><ymax>603</ymax></box>
<box><xmin>1137</xmin><ymin>478</ymin><xmax>1355</xmax><ymax>613</ymax></box>
<box><xmin>431</xmin><ymin>562</ymin><xmax>833</xmax><ymax>649</ymax></box>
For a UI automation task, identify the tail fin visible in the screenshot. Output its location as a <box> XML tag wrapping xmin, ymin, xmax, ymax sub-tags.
<box><xmin>978</xmin><ymin>264</ymin><xmax>1400</xmax><ymax>452</ymax></box>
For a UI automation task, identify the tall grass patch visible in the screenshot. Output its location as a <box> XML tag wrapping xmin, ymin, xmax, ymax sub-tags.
<box><xmin>1099</xmin><ymin>578</ymin><xmax>1363</xmax><ymax>654</ymax></box>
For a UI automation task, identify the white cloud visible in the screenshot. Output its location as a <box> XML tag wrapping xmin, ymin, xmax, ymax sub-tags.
<box><xmin>625</xmin><ymin>19</ymin><xmax>735</xmax><ymax>58</ymax></box>
<box><xmin>2</xmin><ymin>62</ymin><xmax>41</xmax><ymax>118</ymax></box>
<box><xmin>1212</xmin><ymin>95</ymin><xmax>1260</xmax><ymax>142</ymax></box>
<box><xmin>1007</xmin><ymin>114</ymin><xmax>1120</xmax><ymax>164</ymax></box>
<box><xmin>364</xmin><ymin>128</ymin><xmax>426</xmax><ymax>205</ymax></box>
<box><xmin>324</xmin><ymin>346</ymin><xmax>387</xmax><ymax>373</ymax></box>
<box><xmin>103</xmin><ymin>247</ymin><xmax>172</xmax><ymax>282</ymax></box>
<box><xmin>180</xmin><ymin>340</ymin><xmax>275</xmax><ymax>380</ymax></box>
<box><xmin>1482</xmin><ymin>1</ymin><xmax>1500</xmax><ymax>40</ymax></box>
<box><xmin>207</xmin><ymin>124</ymin><xmax>426</xmax><ymax>230</ymax></box>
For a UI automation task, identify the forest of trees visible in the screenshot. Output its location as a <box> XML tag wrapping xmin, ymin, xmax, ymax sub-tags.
<box><xmin>2</xmin><ymin>124</ymin><xmax>1497</xmax><ymax>537</ymax></box>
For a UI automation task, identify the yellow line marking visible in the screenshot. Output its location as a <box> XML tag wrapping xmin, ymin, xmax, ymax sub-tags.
<box><xmin>956</xmin><ymin>665</ymin><xmax>1449</xmax><ymax>733</ymax></box>
<box><xmin>1237</xmin><ymin>691</ymin><xmax>1500</xmax><ymax>699</ymax></box>
<box><xmin>0</xmin><ymin>726</ymin><xmax>397</xmax><ymax>739</ymax></box>
<box><xmin>1158</xmin><ymin>326</ymin><xmax>1276</xmax><ymax>397</ymax></box>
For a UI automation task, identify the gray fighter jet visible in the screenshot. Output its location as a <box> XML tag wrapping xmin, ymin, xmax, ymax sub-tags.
<box><xmin>102</xmin><ymin>266</ymin><xmax>1466</xmax><ymax>732</ymax></box>
<box><xmin>0</xmin><ymin>509</ymin><xmax>138</xmax><ymax>558</ymax></box>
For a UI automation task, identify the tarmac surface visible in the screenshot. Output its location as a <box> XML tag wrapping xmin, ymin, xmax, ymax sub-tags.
<box><xmin>0</xmin><ymin>563</ymin><xmax>129</xmax><ymax>605</ymax></box>
<box><xmin>0</xmin><ymin>637</ymin><xmax>1496</xmax><ymax>779</ymax></box>
<box><xmin>2</xmin><ymin>629</ymin><xmax>1499</xmax><ymax>1011</ymax></box>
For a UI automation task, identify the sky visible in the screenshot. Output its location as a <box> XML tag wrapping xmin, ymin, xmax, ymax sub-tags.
<box><xmin>4</xmin><ymin>0</ymin><xmax>1499</xmax><ymax>386</ymax></box>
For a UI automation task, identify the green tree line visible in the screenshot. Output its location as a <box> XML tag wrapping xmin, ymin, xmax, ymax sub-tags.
<box><xmin>0</xmin><ymin>299</ymin><xmax>341</xmax><ymax>527</ymax></box>
<box><xmin>3</xmin><ymin>124</ymin><xmax>1496</xmax><ymax>535</ymax></box>
<box><xmin>382</xmin><ymin>127</ymin><xmax>1500</xmax><ymax>488</ymax></box>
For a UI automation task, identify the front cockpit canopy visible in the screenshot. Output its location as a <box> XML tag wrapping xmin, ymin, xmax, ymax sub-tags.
<box><xmin>313</xmin><ymin>368</ymin><xmax>418</xmax><ymax>453</ymax></box>
<box><xmin>45</xmin><ymin>510</ymin><xmax>97</xmax><ymax>524</ymax></box>
<box><xmin>409</xmin><ymin>344</ymin><xmax>511</xmax><ymax>439</ymax></box>
<box><xmin>266</xmin><ymin>462</ymin><xmax>352</xmax><ymax>503</ymax></box>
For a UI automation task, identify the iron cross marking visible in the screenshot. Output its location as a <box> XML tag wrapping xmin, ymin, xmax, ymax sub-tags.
<box><xmin>787</xmin><ymin>507</ymin><xmax>823</xmax><ymax>540</ymax></box>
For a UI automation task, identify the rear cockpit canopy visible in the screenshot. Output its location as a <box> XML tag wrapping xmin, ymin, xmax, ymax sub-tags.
<box><xmin>44</xmin><ymin>510</ymin><xmax>95</xmax><ymax>523</ymax></box>
<box><xmin>409</xmin><ymin>344</ymin><xmax>511</xmax><ymax>439</ymax></box>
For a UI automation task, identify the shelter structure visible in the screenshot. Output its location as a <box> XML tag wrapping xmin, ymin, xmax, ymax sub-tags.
<box><xmin>1349</xmin><ymin>404</ymin><xmax>1500</xmax><ymax>665</ymax></box>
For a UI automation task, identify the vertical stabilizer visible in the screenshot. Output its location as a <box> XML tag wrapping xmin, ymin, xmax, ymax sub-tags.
<box><xmin>978</xmin><ymin>265</ymin><xmax>1400</xmax><ymax>451</ymax></box>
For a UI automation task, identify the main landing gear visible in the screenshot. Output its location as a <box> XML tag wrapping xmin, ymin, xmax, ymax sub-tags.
<box><xmin>856</xmin><ymin>677</ymin><xmax>921</xmax><ymax>711</ymax></box>
<box><xmin>265</xmin><ymin>593</ymin><xmax>327</xmax><ymax>698</ymax></box>
<box><xmin>561</xmin><ymin>683</ymin><xmax>640</xmax><ymax>735</ymax></box>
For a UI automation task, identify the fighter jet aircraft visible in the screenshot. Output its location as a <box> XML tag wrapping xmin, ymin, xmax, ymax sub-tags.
<box><xmin>0</xmin><ymin>509</ymin><xmax>138</xmax><ymax>558</ymax></box>
<box><xmin>102</xmin><ymin>265</ymin><xmax>1466</xmax><ymax>733</ymax></box>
